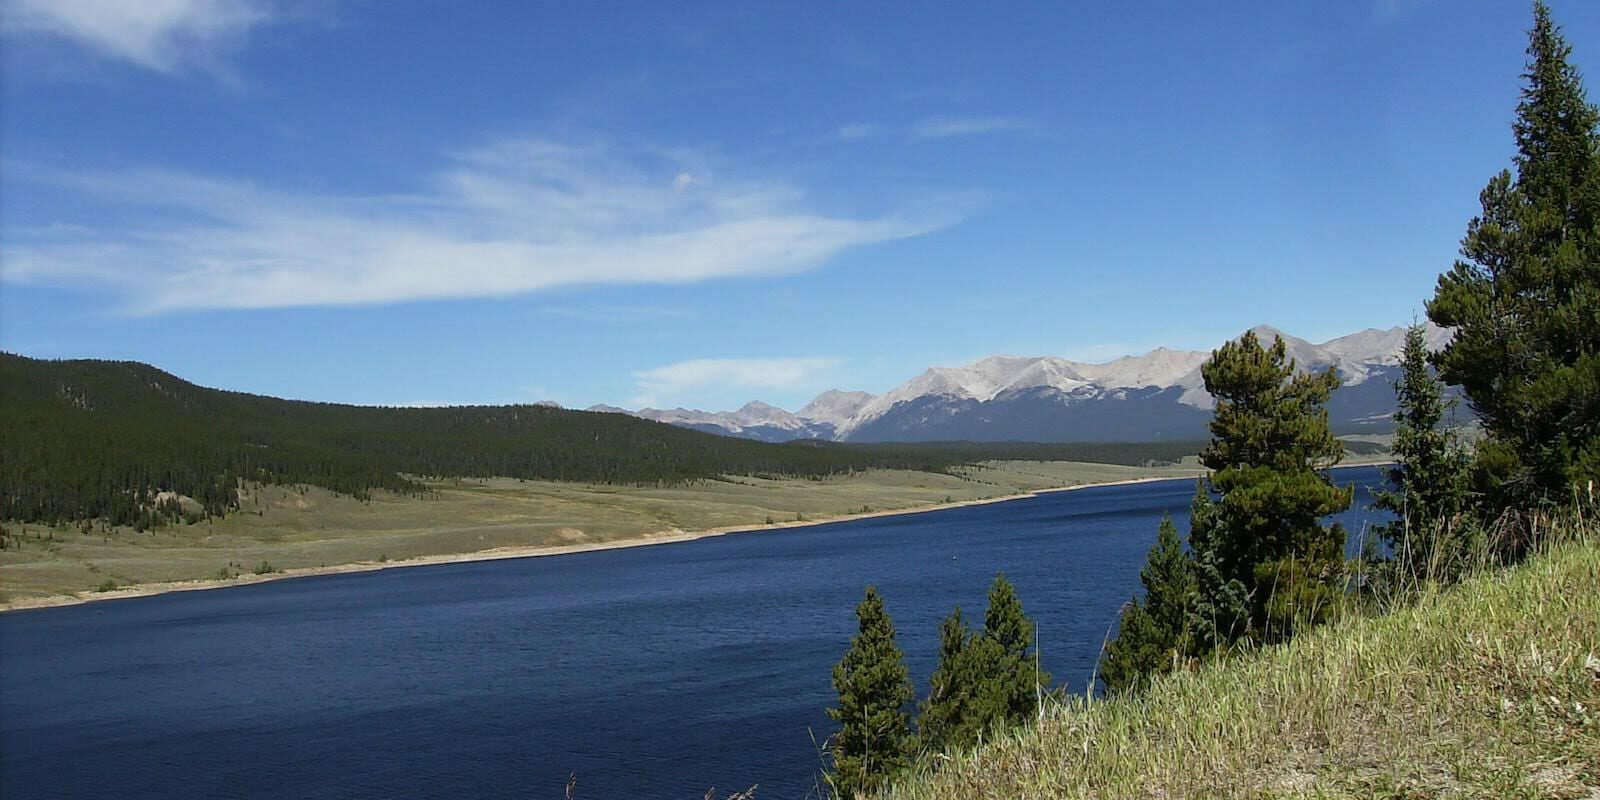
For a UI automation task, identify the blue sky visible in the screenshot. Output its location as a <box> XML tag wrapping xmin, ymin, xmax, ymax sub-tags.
<box><xmin>3</xmin><ymin>1</ymin><xmax>1596</xmax><ymax>411</ymax></box>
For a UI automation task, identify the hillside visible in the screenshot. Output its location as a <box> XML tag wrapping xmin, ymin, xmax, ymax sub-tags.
<box><xmin>0</xmin><ymin>353</ymin><xmax>1206</xmax><ymax>528</ymax></box>
<box><xmin>881</xmin><ymin>536</ymin><xmax>1600</xmax><ymax>799</ymax></box>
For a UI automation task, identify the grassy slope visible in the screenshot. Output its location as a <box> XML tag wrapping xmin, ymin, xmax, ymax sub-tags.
<box><xmin>0</xmin><ymin>460</ymin><xmax>1200</xmax><ymax>604</ymax></box>
<box><xmin>884</xmin><ymin>538</ymin><xmax>1600</xmax><ymax>799</ymax></box>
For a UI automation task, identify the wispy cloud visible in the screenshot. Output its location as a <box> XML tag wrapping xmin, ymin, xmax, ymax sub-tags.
<box><xmin>910</xmin><ymin>115</ymin><xmax>1035</xmax><ymax>140</ymax></box>
<box><xmin>3</xmin><ymin>138</ymin><xmax>943</xmax><ymax>313</ymax></box>
<box><xmin>835</xmin><ymin>116</ymin><xmax>1037</xmax><ymax>142</ymax></box>
<box><xmin>630</xmin><ymin>356</ymin><xmax>842</xmax><ymax>407</ymax></box>
<box><xmin>836</xmin><ymin>122</ymin><xmax>884</xmax><ymax>140</ymax></box>
<box><xmin>2</xmin><ymin>0</ymin><xmax>275</xmax><ymax>73</ymax></box>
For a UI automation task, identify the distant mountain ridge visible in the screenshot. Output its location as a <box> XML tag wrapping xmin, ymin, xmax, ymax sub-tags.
<box><xmin>589</xmin><ymin>323</ymin><xmax>1456</xmax><ymax>443</ymax></box>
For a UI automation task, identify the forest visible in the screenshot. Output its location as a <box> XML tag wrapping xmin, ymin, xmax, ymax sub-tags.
<box><xmin>0</xmin><ymin>352</ymin><xmax>1205</xmax><ymax>529</ymax></box>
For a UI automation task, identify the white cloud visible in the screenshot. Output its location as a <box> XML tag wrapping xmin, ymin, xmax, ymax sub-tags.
<box><xmin>910</xmin><ymin>116</ymin><xmax>1034</xmax><ymax>140</ymax></box>
<box><xmin>3</xmin><ymin>0</ymin><xmax>272</xmax><ymax>72</ymax></box>
<box><xmin>3</xmin><ymin>138</ymin><xmax>942</xmax><ymax>313</ymax></box>
<box><xmin>631</xmin><ymin>357</ymin><xmax>842</xmax><ymax>407</ymax></box>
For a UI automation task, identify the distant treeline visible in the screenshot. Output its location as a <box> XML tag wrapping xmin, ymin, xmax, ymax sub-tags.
<box><xmin>0</xmin><ymin>354</ymin><xmax>1198</xmax><ymax>529</ymax></box>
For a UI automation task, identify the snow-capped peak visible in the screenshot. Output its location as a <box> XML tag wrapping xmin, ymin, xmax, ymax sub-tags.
<box><xmin>837</xmin><ymin>355</ymin><xmax>1094</xmax><ymax>435</ymax></box>
<box><xmin>1320</xmin><ymin>322</ymin><xmax>1451</xmax><ymax>366</ymax></box>
<box><xmin>797</xmin><ymin>390</ymin><xmax>876</xmax><ymax>428</ymax></box>
<box><xmin>1075</xmin><ymin>347</ymin><xmax>1209</xmax><ymax>390</ymax></box>
<box><xmin>597</xmin><ymin>322</ymin><xmax>1454</xmax><ymax>444</ymax></box>
<box><xmin>726</xmin><ymin>401</ymin><xmax>806</xmax><ymax>429</ymax></box>
<box><xmin>629</xmin><ymin>401</ymin><xmax>811</xmax><ymax>432</ymax></box>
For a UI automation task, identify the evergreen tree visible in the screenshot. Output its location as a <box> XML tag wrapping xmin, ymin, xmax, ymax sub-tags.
<box><xmin>1100</xmin><ymin>515</ymin><xmax>1196</xmax><ymax>693</ymax></box>
<box><xmin>1427</xmin><ymin>1</ymin><xmax>1600</xmax><ymax>508</ymax></box>
<box><xmin>917</xmin><ymin>607</ymin><xmax>976</xmax><ymax>754</ymax></box>
<box><xmin>915</xmin><ymin>575</ymin><xmax>1050</xmax><ymax>755</ymax></box>
<box><xmin>1372</xmin><ymin>324</ymin><xmax>1472</xmax><ymax>581</ymax></box>
<box><xmin>826</xmin><ymin>587</ymin><xmax>915</xmax><ymax>799</ymax></box>
<box><xmin>1186</xmin><ymin>478</ymin><xmax>1246</xmax><ymax>650</ymax></box>
<box><xmin>978</xmin><ymin>573</ymin><xmax>1050</xmax><ymax>727</ymax></box>
<box><xmin>1190</xmin><ymin>331</ymin><xmax>1352</xmax><ymax>647</ymax></box>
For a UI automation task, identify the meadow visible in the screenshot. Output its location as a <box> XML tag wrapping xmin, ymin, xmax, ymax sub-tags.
<box><xmin>0</xmin><ymin>460</ymin><xmax>1202</xmax><ymax>607</ymax></box>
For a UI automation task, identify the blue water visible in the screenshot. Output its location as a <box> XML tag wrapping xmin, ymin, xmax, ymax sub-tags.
<box><xmin>0</xmin><ymin>466</ymin><xmax>1389</xmax><ymax>799</ymax></box>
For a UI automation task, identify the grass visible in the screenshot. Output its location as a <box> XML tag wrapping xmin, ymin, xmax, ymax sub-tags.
<box><xmin>0</xmin><ymin>460</ymin><xmax>1202</xmax><ymax>604</ymax></box>
<box><xmin>881</xmin><ymin>522</ymin><xmax>1600</xmax><ymax>799</ymax></box>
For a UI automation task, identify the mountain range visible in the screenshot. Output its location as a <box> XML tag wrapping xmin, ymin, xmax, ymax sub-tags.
<box><xmin>588</xmin><ymin>324</ymin><xmax>1455</xmax><ymax>443</ymax></box>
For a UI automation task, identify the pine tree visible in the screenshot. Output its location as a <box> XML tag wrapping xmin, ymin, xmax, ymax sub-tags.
<box><xmin>975</xmin><ymin>573</ymin><xmax>1050</xmax><ymax>727</ymax></box>
<box><xmin>1191</xmin><ymin>330</ymin><xmax>1352</xmax><ymax>647</ymax></box>
<box><xmin>1100</xmin><ymin>515</ymin><xmax>1196</xmax><ymax>693</ymax></box>
<box><xmin>1427</xmin><ymin>1</ymin><xmax>1600</xmax><ymax>508</ymax></box>
<box><xmin>1372</xmin><ymin>324</ymin><xmax>1471</xmax><ymax>582</ymax></box>
<box><xmin>826</xmin><ymin>587</ymin><xmax>915</xmax><ymax>799</ymax></box>
<box><xmin>1186</xmin><ymin>477</ymin><xmax>1240</xmax><ymax>650</ymax></box>
<box><xmin>917</xmin><ymin>607</ymin><xmax>976</xmax><ymax>754</ymax></box>
<box><xmin>916</xmin><ymin>575</ymin><xmax>1050</xmax><ymax>755</ymax></box>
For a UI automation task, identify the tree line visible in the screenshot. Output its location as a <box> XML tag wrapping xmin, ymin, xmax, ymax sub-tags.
<box><xmin>0</xmin><ymin>353</ymin><xmax>1200</xmax><ymax>531</ymax></box>
<box><xmin>824</xmin><ymin>2</ymin><xmax>1600</xmax><ymax>794</ymax></box>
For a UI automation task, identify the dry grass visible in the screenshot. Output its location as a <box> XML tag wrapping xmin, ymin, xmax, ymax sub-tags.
<box><xmin>0</xmin><ymin>460</ymin><xmax>1199</xmax><ymax>604</ymax></box>
<box><xmin>881</xmin><ymin>515</ymin><xmax>1600</xmax><ymax>800</ymax></box>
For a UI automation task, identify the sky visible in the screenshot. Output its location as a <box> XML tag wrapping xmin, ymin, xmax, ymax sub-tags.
<box><xmin>3</xmin><ymin>1</ymin><xmax>1597</xmax><ymax>412</ymax></box>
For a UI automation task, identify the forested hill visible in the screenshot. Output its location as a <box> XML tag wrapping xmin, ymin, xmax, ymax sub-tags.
<box><xmin>0</xmin><ymin>353</ymin><xmax>1201</xmax><ymax>529</ymax></box>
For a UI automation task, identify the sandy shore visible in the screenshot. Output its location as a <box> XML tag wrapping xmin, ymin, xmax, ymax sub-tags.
<box><xmin>0</xmin><ymin>474</ymin><xmax>1200</xmax><ymax>614</ymax></box>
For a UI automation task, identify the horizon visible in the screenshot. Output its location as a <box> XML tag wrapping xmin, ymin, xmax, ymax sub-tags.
<box><xmin>4</xmin><ymin>1</ymin><xmax>1596</xmax><ymax>411</ymax></box>
<box><xmin>3</xmin><ymin>318</ymin><xmax>1423</xmax><ymax>413</ymax></box>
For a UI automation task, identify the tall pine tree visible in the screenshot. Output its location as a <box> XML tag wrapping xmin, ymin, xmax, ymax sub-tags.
<box><xmin>1100</xmin><ymin>515</ymin><xmax>1196</xmax><ymax>693</ymax></box>
<box><xmin>977</xmin><ymin>573</ymin><xmax>1050</xmax><ymax>727</ymax></box>
<box><xmin>1191</xmin><ymin>330</ymin><xmax>1352</xmax><ymax>647</ymax></box>
<box><xmin>1428</xmin><ymin>1</ymin><xmax>1600</xmax><ymax>508</ymax></box>
<box><xmin>917</xmin><ymin>607</ymin><xmax>976</xmax><ymax>755</ymax></box>
<box><xmin>826</xmin><ymin>587</ymin><xmax>915</xmax><ymax>799</ymax></box>
<box><xmin>1372</xmin><ymin>324</ymin><xmax>1471</xmax><ymax>582</ymax></box>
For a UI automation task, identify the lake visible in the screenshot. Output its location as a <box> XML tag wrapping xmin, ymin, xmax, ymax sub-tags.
<box><xmin>0</xmin><ymin>466</ymin><xmax>1389</xmax><ymax>799</ymax></box>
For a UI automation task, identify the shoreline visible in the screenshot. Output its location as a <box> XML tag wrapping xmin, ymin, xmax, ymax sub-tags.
<box><xmin>0</xmin><ymin>473</ymin><xmax>1201</xmax><ymax>615</ymax></box>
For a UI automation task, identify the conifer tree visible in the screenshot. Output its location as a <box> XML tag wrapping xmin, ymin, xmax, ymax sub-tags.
<box><xmin>1373</xmin><ymin>324</ymin><xmax>1471</xmax><ymax>581</ymax></box>
<box><xmin>826</xmin><ymin>587</ymin><xmax>914</xmax><ymax>799</ymax></box>
<box><xmin>1190</xmin><ymin>331</ymin><xmax>1352</xmax><ymax>647</ymax></box>
<box><xmin>917</xmin><ymin>607</ymin><xmax>975</xmax><ymax>754</ymax></box>
<box><xmin>978</xmin><ymin>573</ymin><xmax>1050</xmax><ymax>726</ymax></box>
<box><xmin>1428</xmin><ymin>1</ymin><xmax>1600</xmax><ymax>507</ymax></box>
<box><xmin>916</xmin><ymin>575</ymin><xmax>1050</xmax><ymax>755</ymax></box>
<box><xmin>1100</xmin><ymin>515</ymin><xmax>1196</xmax><ymax>693</ymax></box>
